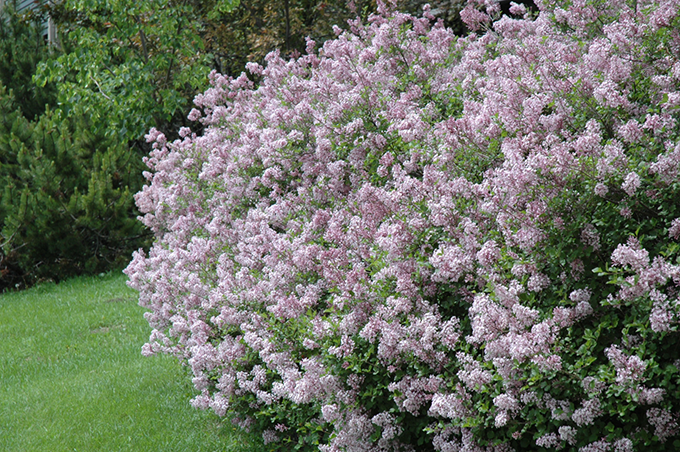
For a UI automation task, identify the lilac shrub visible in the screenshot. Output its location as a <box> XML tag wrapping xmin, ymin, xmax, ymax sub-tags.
<box><xmin>125</xmin><ymin>0</ymin><xmax>680</xmax><ymax>450</ymax></box>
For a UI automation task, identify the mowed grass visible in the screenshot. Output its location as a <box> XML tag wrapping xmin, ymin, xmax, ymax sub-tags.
<box><xmin>0</xmin><ymin>272</ymin><xmax>256</xmax><ymax>452</ymax></box>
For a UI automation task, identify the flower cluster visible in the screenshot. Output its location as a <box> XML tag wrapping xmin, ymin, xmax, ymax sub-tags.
<box><xmin>125</xmin><ymin>0</ymin><xmax>680</xmax><ymax>450</ymax></box>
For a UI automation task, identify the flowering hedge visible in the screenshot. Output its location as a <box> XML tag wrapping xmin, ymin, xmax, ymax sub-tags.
<box><xmin>125</xmin><ymin>0</ymin><xmax>680</xmax><ymax>450</ymax></box>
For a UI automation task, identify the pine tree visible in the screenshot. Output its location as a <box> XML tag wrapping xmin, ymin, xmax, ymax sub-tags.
<box><xmin>0</xmin><ymin>86</ymin><xmax>149</xmax><ymax>290</ymax></box>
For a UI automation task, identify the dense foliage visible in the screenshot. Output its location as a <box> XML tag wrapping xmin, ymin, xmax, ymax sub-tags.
<box><xmin>126</xmin><ymin>0</ymin><xmax>680</xmax><ymax>450</ymax></box>
<box><xmin>0</xmin><ymin>5</ymin><xmax>148</xmax><ymax>289</ymax></box>
<box><xmin>38</xmin><ymin>0</ymin><xmax>241</xmax><ymax>143</ymax></box>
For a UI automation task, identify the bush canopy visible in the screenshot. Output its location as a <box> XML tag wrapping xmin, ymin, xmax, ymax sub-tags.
<box><xmin>126</xmin><ymin>0</ymin><xmax>680</xmax><ymax>450</ymax></box>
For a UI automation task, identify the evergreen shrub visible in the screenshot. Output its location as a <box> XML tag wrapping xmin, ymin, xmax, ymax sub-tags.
<box><xmin>0</xmin><ymin>87</ymin><xmax>149</xmax><ymax>289</ymax></box>
<box><xmin>126</xmin><ymin>1</ymin><xmax>680</xmax><ymax>450</ymax></box>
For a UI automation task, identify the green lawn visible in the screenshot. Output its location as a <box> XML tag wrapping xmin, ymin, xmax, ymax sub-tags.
<box><xmin>0</xmin><ymin>272</ymin><xmax>256</xmax><ymax>451</ymax></box>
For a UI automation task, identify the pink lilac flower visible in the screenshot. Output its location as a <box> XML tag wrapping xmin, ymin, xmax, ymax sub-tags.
<box><xmin>650</xmin><ymin>141</ymin><xmax>680</xmax><ymax>183</ymax></box>
<box><xmin>613</xmin><ymin>438</ymin><xmax>633</xmax><ymax>452</ymax></box>
<box><xmin>371</xmin><ymin>412</ymin><xmax>401</xmax><ymax>440</ymax></box>
<box><xmin>581</xmin><ymin>224</ymin><xmax>601</xmax><ymax>250</ymax></box>
<box><xmin>527</xmin><ymin>273</ymin><xmax>550</xmax><ymax>292</ymax></box>
<box><xmin>430</xmin><ymin>244</ymin><xmax>474</xmax><ymax>282</ymax></box>
<box><xmin>611</xmin><ymin>237</ymin><xmax>650</xmax><ymax>272</ymax></box>
<box><xmin>494</xmin><ymin>410</ymin><xmax>509</xmax><ymax>427</ymax></box>
<box><xmin>618</xmin><ymin>120</ymin><xmax>643</xmax><ymax>143</ymax></box>
<box><xmin>647</xmin><ymin>408</ymin><xmax>679</xmax><ymax>442</ymax></box>
<box><xmin>535</xmin><ymin>433</ymin><xmax>560</xmax><ymax>448</ymax></box>
<box><xmin>636</xmin><ymin>386</ymin><xmax>665</xmax><ymax>405</ymax></box>
<box><xmin>580</xmin><ymin>377</ymin><xmax>598</xmax><ymax>393</ymax></box>
<box><xmin>570</xmin><ymin>289</ymin><xmax>591</xmax><ymax>303</ymax></box>
<box><xmin>572</xmin><ymin>398</ymin><xmax>602</xmax><ymax>427</ymax></box>
<box><xmin>621</xmin><ymin>171</ymin><xmax>641</xmax><ymax>196</ymax></box>
<box><xmin>493</xmin><ymin>393</ymin><xmax>519</xmax><ymax>412</ymax></box>
<box><xmin>429</xmin><ymin>390</ymin><xmax>471</xmax><ymax>421</ymax></box>
<box><xmin>649</xmin><ymin>290</ymin><xmax>674</xmax><ymax>333</ymax></box>
<box><xmin>606</xmin><ymin>345</ymin><xmax>647</xmax><ymax>385</ymax></box>
<box><xmin>570</xmin><ymin>259</ymin><xmax>585</xmax><ymax>280</ymax></box>
<box><xmin>669</xmin><ymin>218</ymin><xmax>680</xmax><ymax>240</ymax></box>
<box><xmin>322</xmin><ymin>404</ymin><xmax>340</xmax><ymax>422</ymax></box>
<box><xmin>476</xmin><ymin>240</ymin><xmax>501</xmax><ymax>267</ymax></box>
<box><xmin>559</xmin><ymin>425</ymin><xmax>577</xmax><ymax>445</ymax></box>
<box><xmin>579</xmin><ymin>439</ymin><xmax>611</xmax><ymax>452</ymax></box>
<box><xmin>262</xmin><ymin>429</ymin><xmax>279</xmax><ymax>444</ymax></box>
<box><xmin>457</xmin><ymin>352</ymin><xmax>492</xmax><ymax>390</ymax></box>
<box><xmin>594</xmin><ymin>182</ymin><xmax>609</xmax><ymax>197</ymax></box>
